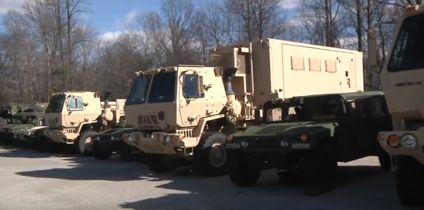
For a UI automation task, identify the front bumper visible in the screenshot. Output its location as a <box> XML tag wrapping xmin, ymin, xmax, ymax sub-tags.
<box><xmin>378</xmin><ymin>129</ymin><xmax>424</xmax><ymax>164</ymax></box>
<box><xmin>124</xmin><ymin>131</ymin><xmax>199</xmax><ymax>156</ymax></box>
<box><xmin>226</xmin><ymin>143</ymin><xmax>307</xmax><ymax>169</ymax></box>
<box><xmin>93</xmin><ymin>136</ymin><xmax>121</xmax><ymax>152</ymax></box>
<box><xmin>44</xmin><ymin>129</ymin><xmax>77</xmax><ymax>144</ymax></box>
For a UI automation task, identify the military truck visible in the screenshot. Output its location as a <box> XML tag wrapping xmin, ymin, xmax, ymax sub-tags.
<box><xmin>40</xmin><ymin>91</ymin><xmax>126</xmax><ymax>154</ymax></box>
<box><xmin>375</xmin><ymin>5</ymin><xmax>424</xmax><ymax>206</ymax></box>
<box><xmin>226</xmin><ymin>92</ymin><xmax>392</xmax><ymax>194</ymax></box>
<box><xmin>0</xmin><ymin>103</ymin><xmax>46</xmax><ymax>146</ymax></box>
<box><xmin>123</xmin><ymin>38</ymin><xmax>364</xmax><ymax>175</ymax></box>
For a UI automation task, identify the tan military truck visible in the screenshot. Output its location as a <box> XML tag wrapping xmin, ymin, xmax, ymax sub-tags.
<box><xmin>40</xmin><ymin>91</ymin><xmax>126</xmax><ymax>154</ymax></box>
<box><xmin>376</xmin><ymin>5</ymin><xmax>424</xmax><ymax>206</ymax></box>
<box><xmin>124</xmin><ymin>38</ymin><xmax>364</xmax><ymax>175</ymax></box>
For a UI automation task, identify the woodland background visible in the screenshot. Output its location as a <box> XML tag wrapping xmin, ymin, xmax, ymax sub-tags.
<box><xmin>0</xmin><ymin>0</ymin><xmax>421</xmax><ymax>103</ymax></box>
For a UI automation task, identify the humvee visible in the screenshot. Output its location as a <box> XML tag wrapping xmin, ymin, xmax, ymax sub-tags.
<box><xmin>226</xmin><ymin>92</ymin><xmax>392</xmax><ymax>194</ymax></box>
<box><xmin>0</xmin><ymin>103</ymin><xmax>46</xmax><ymax>146</ymax></box>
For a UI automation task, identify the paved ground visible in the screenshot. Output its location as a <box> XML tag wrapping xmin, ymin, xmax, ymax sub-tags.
<box><xmin>0</xmin><ymin>145</ymin><xmax>419</xmax><ymax>210</ymax></box>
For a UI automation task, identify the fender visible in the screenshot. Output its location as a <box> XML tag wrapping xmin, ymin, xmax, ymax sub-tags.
<box><xmin>76</xmin><ymin>121</ymin><xmax>98</xmax><ymax>134</ymax></box>
<box><xmin>192</xmin><ymin>114</ymin><xmax>225</xmax><ymax>139</ymax></box>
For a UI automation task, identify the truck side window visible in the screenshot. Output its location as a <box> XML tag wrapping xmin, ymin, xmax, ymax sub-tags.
<box><xmin>183</xmin><ymin>74</ymin><xmax>204</xmax><ymax>98</ymax></box>
<box><xmin>67</xmin><ymin>96</ymin><xmax>84</xmax><ymax>111</ymax></box>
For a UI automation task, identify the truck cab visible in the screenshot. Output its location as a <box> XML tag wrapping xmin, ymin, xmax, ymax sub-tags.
<box><xmin>42</xmin><ymin>91</ymin><xmax>125</xmax><ymax>154</ymax></box>
<box><xmin>376</xmin><ymin>5</ymin><xmax>424</xmax><ymax>206</ymax></box>
<box><xmin>124</xmin><ymin>66</ymin><xmax>231</xmax><ymax>175</ymax></box>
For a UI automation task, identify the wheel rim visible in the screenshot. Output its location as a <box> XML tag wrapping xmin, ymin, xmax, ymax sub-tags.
<box><xmin>79</xmin><ymin>135</ymin><xmax>93</xmax><ymax>153</ymax></box>
<box><xmin>208</xmin><ymin>142</ymin><xmax>227</xmax><ymax>168</ymax></box>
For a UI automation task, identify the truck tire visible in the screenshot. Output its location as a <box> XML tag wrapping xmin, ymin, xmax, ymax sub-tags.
<box><xmin>301</xmin><ymin>143</ymin><xmax>337</xmax><ymax>196</ymax></box>
<box><xmin>194</xmin><ymin>133</ymin><xmax>227</xmax><ymax>176</ymax></box>
<box><xmin>92</xmin><ymin>141</ymin><xmax>113</xmax><ymax>160</ymax></box>
<box><xmin>228</xmin><ymin>151</ymin><xmax>261</xmax><ymax>187</ymax></box>
<box><xmin>75</xmin><ymin>131</ymin><xmax>98</xmax><ymax>155</ymax></box>
<box><xmin>146</xmin><ymin>154</ymin><xmax>176</xmax><ymax>173</ymax></box>
<box><xmin>396</xmin><ymin>156</ymin><xmax>424</xmax><ymax>206</ymax></box>
<box><xmin>117</xmin><ymin>142</ymin><xmax>135</xmax><ymax>161</ymax></box>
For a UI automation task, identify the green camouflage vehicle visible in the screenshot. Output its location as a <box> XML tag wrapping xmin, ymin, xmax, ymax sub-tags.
<box><xmin>92</xmin><ymin>128</ymin><xmax>140</xmax><ymax>161</ymax></box>
<box><xmin>226</xmin><ymin>92</ymin><xmax>392</xmax><ymax>195</ymax></box>
<box><xmin>0</xmin><ymin>103</ymin><xmax>46</xmax><ymax>146</ymax></box>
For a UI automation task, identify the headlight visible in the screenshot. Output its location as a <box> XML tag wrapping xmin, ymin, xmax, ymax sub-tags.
<box><xmin>387</xmin><ymin>135</ymin><xmax>400</xmax><ymax>148</ymax></box>
<box><xmin>400</xmin><ymin>134</ymin><xmax>417</xmax><ymax>149</ymax></box>
<box><xmin>241</xmin><ymin>141</ymin><xmax>249</xmax><ymax>148</ymax></box>
<box><xmin>110</xmin><ymin>136</ymin><xmax>115</xmax><ymax>141</ymax></box>
<box><xmin>299</xmin><ymin>133</ymin><xmax>308</xmax><ymax>142</ymax></box>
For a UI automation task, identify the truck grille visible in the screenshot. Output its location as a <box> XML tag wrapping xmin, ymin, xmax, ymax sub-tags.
<box><xmin>64</xmin><ymin>128</ymin><xmax>77</xmax><ymax>133</ymax></box>
<box><xmin>405</xmin><ymin>119</ymin><xmax>424</xmax><ymax>130</ymax></box>
<box><xmin>138</xmin><ymin>114</ymin><xmax>160</xmax><ymax>129</ymax></box>
<box><xmin>177</xmin><ymin>129</ymin><xmax>193</xmax><ymax>138</ymax></box>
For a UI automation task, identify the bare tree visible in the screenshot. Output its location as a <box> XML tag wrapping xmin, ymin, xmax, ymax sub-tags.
<box><xmin>224</xmin><ymin>0</ymin><xmax>287</xmax><ymax>41</ymax></box>
<box><xmin>23</xmin><ymin>0</ymin><xmax>94</xmax><ymax>96</ymax></box>
<box><xmin>299</xmin><ymin>0</ymin><xmax>345</xmax><ymax>47</ymax></box>
<box><xmin>92</xmin><ymin>34</ymin><xmax>155</xmax><ymax>99</ymax></box>
<box><xmin>1</xmin><ymin>11</ymin><xmax>40</xmax><ymax>103</ymax></box>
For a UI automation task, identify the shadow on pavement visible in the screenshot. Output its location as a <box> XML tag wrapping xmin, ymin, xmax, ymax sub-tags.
<box><xmin>1</xmin><ymin>145</ymin><xmax>151</xmax><ymax>181</ymax></box>
<box><xmin>0</xmin><ymin>145</ymin><xmax>54</xmax><ymax>158</ymax></box>
<box><xmin>118</xmin><ymin>165</ymin><xmax>408</xmax><ymax>210</ymax></box>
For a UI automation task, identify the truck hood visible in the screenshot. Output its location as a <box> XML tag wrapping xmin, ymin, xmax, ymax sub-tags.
<box><xmin>233</xmin><ymin>121</ymin><xmax>336</xmax><ymax>139</ymax></box>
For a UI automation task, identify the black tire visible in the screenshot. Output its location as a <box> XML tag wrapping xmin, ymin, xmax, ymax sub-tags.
<box><xmin>146</xmin><ymin>154</ymin><xmax>177</xmax><ymax>173</ymax></box>
<box><xmin>278</xmin><ymin>170</ymin><xmax>302</xmax><ymax>186</ymax></box>
<box><xmin>92</xmin><ymin>141</ymin><xmax>113</xmax><ymax>160</ymax></box>
<box><xmin>117</xmin><ymin>142</ymin><xmax>135</xmax><ymax>161</ymax></box>
<box><xmin>302</xmin><ymin>144</ymin><xmax>338</xmax><ymax>196</ymax></box>
<box><xmin>228</xmin><ymin>151</ymin><xmax>261</xmax><ymax>187</ymax></box>
<box><xmin>378</xmin><ymin>151</ymin><xmax>391</xmax><ymax>172</ymax></box>
<box><xmin>75</xmin><ymin>131</ymin><xmax>98</xmax><ymax>155</ymax></box>
<box><xmin>194</xmin><ymin>133</ymin><xmax>227</xmax><ymax>176</ymax></box>
<box><xmin>396</xmin><ymin>156</ymin><xmax>424</xmax><ymax>206</ymax></box>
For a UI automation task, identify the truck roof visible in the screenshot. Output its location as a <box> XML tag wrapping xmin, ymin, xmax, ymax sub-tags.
<box><xmin>297</xmin><ymin>91</ymin><xmax>384</xmax><ymax>102</ymax></box>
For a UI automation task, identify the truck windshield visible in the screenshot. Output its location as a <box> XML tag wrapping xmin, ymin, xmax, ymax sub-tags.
<box><xmin>148</xmin><ymin>72</ymin><xmax>176</xmax><ymax>103</ymax></box>
<box><xmin>301</xmin><ymin>97</ymin><xmax>343</xmax><ymax>121</ymax></box>
<box><xmin>46</xmin><ymin>94</ymin><xmax>65</xmax><ymax>113</ymax></box>
<box><xmin>388</xmin><ymin>14</ymin><xmax>424</xmax><ymax>72</ymax></box>
<box><xmin>126</xmin><ymin>75</ymin><xmax>152</xmax><ymax>105</ymax></box>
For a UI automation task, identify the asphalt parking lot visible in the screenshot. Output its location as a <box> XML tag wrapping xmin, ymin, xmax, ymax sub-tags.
<box><xmin>0</xmin><ymin>145</ymin><xmax>420</xmax><ymax>210</ymax></box>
